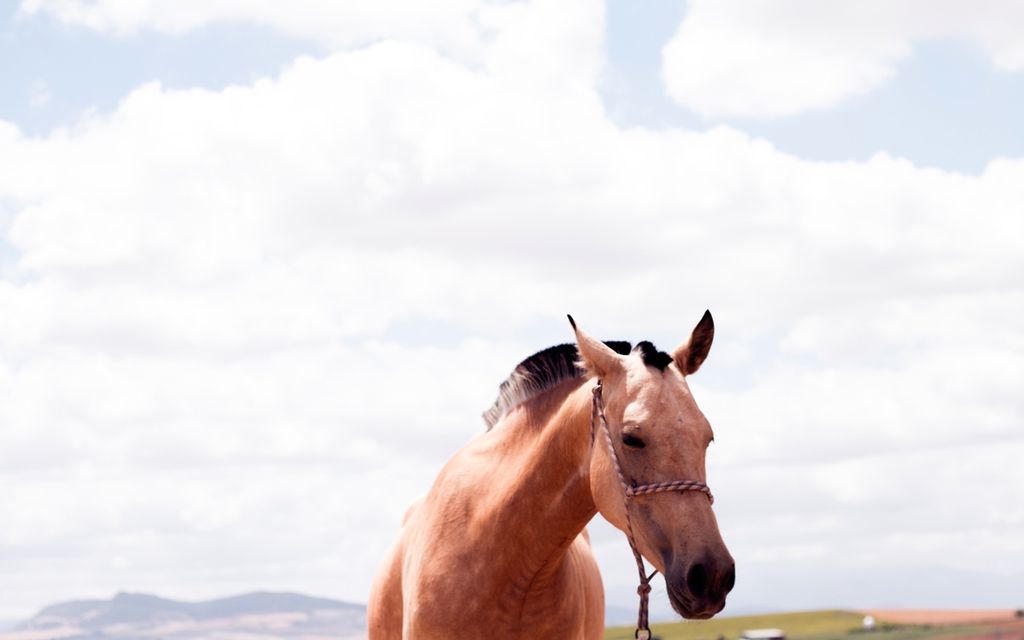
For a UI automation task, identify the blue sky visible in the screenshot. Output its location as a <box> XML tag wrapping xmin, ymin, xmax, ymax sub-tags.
<box><xmin>602</xmin><ymin>0</ymin><xmax>1024</xmax><ymax>172</ymax></box>
<box><xmin>1</xmin><ymin>0</ymin><xmax>1022</xmax><ymax>627</ymax></box>
<box><xmin>0</xmin><ymin>6</ymin><xmax>316</xmax><ymax>135</ymax></box>
<box><xmin>5</xmin><ymin>0</ymin><xmax>1024</xmax><ymax>171</ymax></box>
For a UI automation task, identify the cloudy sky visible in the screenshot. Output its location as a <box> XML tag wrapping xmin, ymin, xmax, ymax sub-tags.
<box><xmin>2</xmin><ymin>0</ymin><xmax>1023</xmax><ymax>624</ymax></box>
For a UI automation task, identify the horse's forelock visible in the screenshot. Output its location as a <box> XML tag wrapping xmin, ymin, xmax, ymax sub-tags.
<box><xmin>632</xmin><ymin>341</ymin><xmax>673</xmax><ymax>371</ymax></box>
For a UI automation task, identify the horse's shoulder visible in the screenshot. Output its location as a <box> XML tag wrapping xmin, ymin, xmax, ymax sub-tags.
<box><xmin>401</xmin><ymin>495</ymin><xmax>425</xmax><ymax>526</ymax></box>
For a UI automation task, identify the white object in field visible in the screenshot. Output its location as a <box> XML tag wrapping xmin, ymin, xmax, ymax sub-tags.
<box><xmin>740</xmin><ymin>629</ymin><xmax>785</xmax><ymax>640</ymax></box>
<box><xmin>863</xmin><ymin>615</ymin><xmax>876</xmax><ymax>630</ymax></box>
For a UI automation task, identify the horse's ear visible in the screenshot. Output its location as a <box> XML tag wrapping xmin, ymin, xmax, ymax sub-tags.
<box><xmin>567</xmin><ymin>315</ymin><xmax>623</xmax><ymax>378</ymax></box>
<box><xmin>673</xmin><ymin>310</ymin><xmax>714</xmax><ymax>375</ymax></box>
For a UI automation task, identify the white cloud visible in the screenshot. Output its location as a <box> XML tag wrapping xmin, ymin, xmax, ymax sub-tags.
<box><xmin>18</xmin><ymin>0</ymin><xmax>492</xmax><ymax>58</ymax></box>
<box><xmin>15</xmin><ymin>0</ymin><xmax>609</xmax><ymax>92</ymax></box>
<box><xmin>662</xmin><ymin>0</ymin><xmax>1024</xmax><ymax>118</ymax></box>
<box><xmin>1</xmin><ymin>0</ymin><xmax>1023</xmax><ymax>622</ymax></box>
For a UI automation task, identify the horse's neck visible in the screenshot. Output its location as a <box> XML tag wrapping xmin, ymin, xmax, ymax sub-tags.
<box><xmin>483</xmin><ymin>380</ymin><xmax>597</xmax><ymax>578</ymax></box>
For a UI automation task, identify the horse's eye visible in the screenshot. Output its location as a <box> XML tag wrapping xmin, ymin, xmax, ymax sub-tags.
<box><xmin>622</xmin><ymin>433</ymin><xmax>646</xmax><ymax>449</ymax></box>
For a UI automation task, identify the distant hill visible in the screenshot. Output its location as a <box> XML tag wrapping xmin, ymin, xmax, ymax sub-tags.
<box><xmin>3</xmin><ymin>591</ymin><xmax>366</xmax><ymax>640</ymax></box>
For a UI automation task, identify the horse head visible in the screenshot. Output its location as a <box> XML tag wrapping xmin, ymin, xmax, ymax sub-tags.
<box><xmin>571</xmin><ymin>311</ymin><xmax>734</xmax><ymax>619</ymax></box>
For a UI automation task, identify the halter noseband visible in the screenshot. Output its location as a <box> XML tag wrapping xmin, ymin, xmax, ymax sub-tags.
<box><xmin>591</xmin><ymin>380</ymin><xmax>714</xmax><ymax>640</ymax></box>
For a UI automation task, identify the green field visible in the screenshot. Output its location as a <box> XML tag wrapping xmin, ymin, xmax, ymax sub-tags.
<box><xmin>605</xmin><ymin>610</ymin><xmax>863</xmax><ymax>640</ymax></box>
<box><xmin>604</xmin><ymin>609</ymin><xmax>1018</xmax><ymax>640</ymax></box>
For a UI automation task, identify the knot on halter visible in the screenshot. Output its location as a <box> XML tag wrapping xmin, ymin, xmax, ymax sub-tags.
<box><xmin>637</xmin><ymin>583</ymin><xmax>652</xmax><ymax>597</ymax></box>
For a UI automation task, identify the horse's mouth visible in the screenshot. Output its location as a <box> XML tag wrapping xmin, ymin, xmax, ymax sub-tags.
<box><xmin>667</xmin><ymin>582</ymin><xmax>724</xmax><ymax>620</ymax></box>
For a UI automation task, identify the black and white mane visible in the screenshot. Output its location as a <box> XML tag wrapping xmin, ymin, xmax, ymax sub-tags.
<box><xmin>482</xmin><ymin>339</ymin><xmax>672</xmax><ymax>429</ymax></box>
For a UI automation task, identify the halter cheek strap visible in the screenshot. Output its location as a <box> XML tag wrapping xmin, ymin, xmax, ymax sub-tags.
<box><xmin>591</xmin><ymin>381</ymin><xmax>714</xmax><ymax>640</ymax></box>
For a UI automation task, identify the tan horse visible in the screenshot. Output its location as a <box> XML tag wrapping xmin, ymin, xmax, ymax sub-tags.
<box><xmin>368</xmin><ymin>313</ymin><xmax>734</xmax><ymax>639</ymax></box>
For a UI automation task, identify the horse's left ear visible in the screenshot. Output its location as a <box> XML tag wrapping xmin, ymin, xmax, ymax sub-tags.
<box><xmin>673</xmin><ymin>310</ymin><xmax>714</xmax><ymax>375</ymax></box>
<box><xmin>567</xmin><ymin>315</ymin><xmax>623</xmax><ymax>379</ymax></box>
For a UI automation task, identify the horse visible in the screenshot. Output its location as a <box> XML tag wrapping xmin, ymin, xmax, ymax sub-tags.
<box><xmin>367</xmin><ymin>312</ymin><xmax>734</xmax><ymax>639</ymax></box>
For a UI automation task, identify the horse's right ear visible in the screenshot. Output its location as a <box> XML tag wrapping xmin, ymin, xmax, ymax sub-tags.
<box><xmin>673</xmin><ymin>309</ymin><xmax>715</xmax><ymax>375</ymax></box>
<box><xmin>567</xmin><ymin>315</ymin><xmax>622</xmax><ymax>378</ymax></box>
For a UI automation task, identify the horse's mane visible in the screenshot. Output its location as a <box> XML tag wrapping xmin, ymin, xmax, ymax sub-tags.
<box><xmin>481</xmin><ymin>340</ymin><xmax>670</xmax><ymax>432</ymax></box>
<box><xmin>482</xmin><ymin>341</ymin><xmax>631</xmax><ymax>430</ymax></box>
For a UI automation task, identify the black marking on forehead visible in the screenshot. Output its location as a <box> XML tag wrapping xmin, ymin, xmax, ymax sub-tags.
<box><xmin>633</xmin><ymin>341</ymin><xmax>673</xmax><ymax>371</ymax></box>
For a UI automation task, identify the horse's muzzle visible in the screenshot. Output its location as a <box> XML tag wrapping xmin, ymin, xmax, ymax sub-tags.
<box><xmin>666</xmin><ymin>554</ymin><xmax>735</xmax><ymax>619</ymax></box>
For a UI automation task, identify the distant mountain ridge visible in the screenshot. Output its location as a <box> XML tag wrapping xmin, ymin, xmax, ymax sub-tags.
<box><xmin>5</xmin><ymin>591</ymin><xmax>366</xmax><ymax>640</ymax></box>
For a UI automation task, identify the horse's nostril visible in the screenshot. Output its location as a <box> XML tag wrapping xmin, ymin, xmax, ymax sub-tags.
<box><xmin>686</xmin><ymin>562</ymin><xmax>709</xmax><ymax>598</ymax></box>
<box><xmin>724</xmin><ymin>562</ymin><xmax>736</xmax><ymax>593</ymax></box>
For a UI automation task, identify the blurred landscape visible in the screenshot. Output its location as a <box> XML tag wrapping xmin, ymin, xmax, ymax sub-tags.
<box><xmin>605</xmin><ymin>609</ymin><xmax>1024</xmax><ymax>640</ymax></box>
<box><xmin>0</xmin><ymin>592</ymin><xmax>366</xmax><ymax>640</ymax></box>
<box><xmin>4</xmin><ymin>594</ymin><xmax>1021</xmax><ymax>640</ymax></box>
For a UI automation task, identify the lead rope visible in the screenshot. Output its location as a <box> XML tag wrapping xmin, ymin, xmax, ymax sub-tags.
<box><xmin>591</xmin><ymin>381</ymin><xmax>714</xmax><ymax>640</ymax></box>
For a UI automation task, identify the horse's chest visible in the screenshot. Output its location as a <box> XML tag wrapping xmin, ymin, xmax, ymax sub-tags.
<box><xmin>406</xmin><ymin>532</ymin><xmax>602</xmax><ymax>639</ymax></box>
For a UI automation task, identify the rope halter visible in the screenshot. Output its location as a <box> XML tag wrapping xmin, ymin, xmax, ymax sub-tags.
<box><xmin>591</xmin><ymin>381</ymin><xmax>714</xmax><ymax>640</ymax></box>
